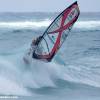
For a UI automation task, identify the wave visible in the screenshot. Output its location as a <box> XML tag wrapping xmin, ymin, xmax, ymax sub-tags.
<box><xmin>0</xmin><ymin>19</ymin><xmax>51</xmax><ymax>29</ymax></box>
<box><xmin>73</xmin><ymin>21</ymin><xmax>100</xmax><ymax>32</ymax></box>
<box><xmin>0</xmin><ymin>45</ymin><xmax>100</xmax><ymax>95</ymax></box>
<box><xmin>75</xmin><ymin>21</ymin><xmax>100</xmax><ymax>29</ymax></box>
<box><xmin>0</xmin><ymin>57</ymin><xmax>31</xmax><ymax>95</ymax></box>
<box><xmin>0</xmin><ymin>20</ymin><xmax>100</xmax><ymax>29</ymax></box>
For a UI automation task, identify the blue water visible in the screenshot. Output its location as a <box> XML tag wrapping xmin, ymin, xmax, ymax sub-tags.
<box><xmin>0</xmin><ymin>12</ymin><xmax>100</xmax><ymax>100</ymax></box>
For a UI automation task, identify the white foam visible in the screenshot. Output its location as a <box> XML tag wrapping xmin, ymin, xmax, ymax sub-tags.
<box><xmin>0</xmin><ymin>20</ymin><xmax>51</xmax><ymax>29</ymax></box>
<box><xmin>0</xmin><ymin>20</ymin><xmax>100</xmax><ymax>30</ymax></box>
<box><xmin>75</xmin><ymin>21</ymin><xmax>100</xmax><ymax>29</ymax></box>
<box><xmin>0</xmin><ymin>57</ymin><xmax>32</xmax><ymax>95</ymax></box>
<box><xmin>0</xmin><ymin>76</ymin><xmax>31</xmax><ymax>95</ymax></box>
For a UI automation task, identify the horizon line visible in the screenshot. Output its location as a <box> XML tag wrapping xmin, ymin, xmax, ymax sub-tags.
<box><xmin>0</xmin><ymin>11</ymin><xmax>100</xmax><ymax>13</ymax></box>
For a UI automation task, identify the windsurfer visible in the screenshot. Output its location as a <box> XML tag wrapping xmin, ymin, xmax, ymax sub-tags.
<box><xmin>29</xmin><ymin>36</ymin><xmax>42</xmax><ymax>54</ymax></box>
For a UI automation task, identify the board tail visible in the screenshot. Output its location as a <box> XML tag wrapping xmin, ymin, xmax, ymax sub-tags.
<box><xmin>33</xmin><ymin>1</ymin><xmax>80</xmax><ymax>62</ymax></box>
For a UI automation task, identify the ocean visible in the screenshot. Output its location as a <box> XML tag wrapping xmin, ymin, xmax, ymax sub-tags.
<box><xmin>0</xmin><ymin>12</ymin><xmax>100</xmax><ymax>100</ymax></box>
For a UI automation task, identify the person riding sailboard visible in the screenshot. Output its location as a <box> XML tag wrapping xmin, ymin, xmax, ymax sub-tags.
<box><xmin>31</xmin><ymin>36</ymin><xmax>42</xmax><ymax>52</ymax></box>
<box><xmin>23</xmin><ymin>1</ymin><xmax>80</xmax><ymax>63</ymax></box>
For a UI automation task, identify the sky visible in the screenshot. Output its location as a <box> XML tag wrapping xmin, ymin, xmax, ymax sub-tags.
<box><xmin>0</xmin><ymin>0</ymin><xmax>100</xmax><ymax>12</ymax></box>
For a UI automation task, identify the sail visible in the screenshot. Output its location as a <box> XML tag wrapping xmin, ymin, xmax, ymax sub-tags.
<box><xmin>33</xmin><ymin>1</ymin><xmax>80</xmax><ymax>62</ymax></box>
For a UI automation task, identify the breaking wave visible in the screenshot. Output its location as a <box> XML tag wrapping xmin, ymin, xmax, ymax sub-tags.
<box><xmin>0</xmin><ymin>20</ymin><xmax>99</xmax><ymax>29</ymax></box>
<box><xmin>0</xmin><ymin>19</ymin><xmax>51</xmax><ymax>29</ymax></box>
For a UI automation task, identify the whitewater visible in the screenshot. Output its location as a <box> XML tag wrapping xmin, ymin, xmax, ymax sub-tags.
<box><xmin>0</xmin><ymin>12</ymin><xmax>100</xmax><ymax>100</ymax></box>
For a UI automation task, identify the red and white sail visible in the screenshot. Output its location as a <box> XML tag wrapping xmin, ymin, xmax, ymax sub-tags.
<box><xmin>33</xmin><ymin>1</ymin><xmax>80</xmax><ymax>62</ymax></box>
